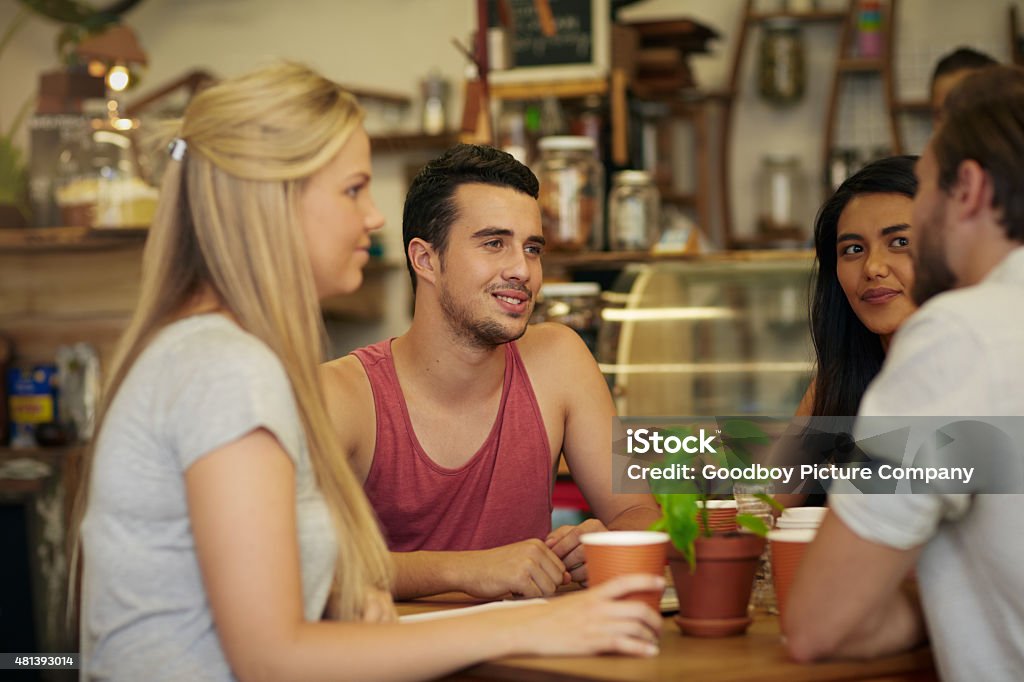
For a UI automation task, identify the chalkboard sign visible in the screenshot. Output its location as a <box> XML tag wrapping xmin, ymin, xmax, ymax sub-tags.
<box><xmin>490</xmin><ymin>0</ymin><xmax>593</xmax><ymax>67</ymax></box>
<box><xmin>488</xmin><ymin>0</ymin><xmax>608</xmax><ymax>81</ymax></box>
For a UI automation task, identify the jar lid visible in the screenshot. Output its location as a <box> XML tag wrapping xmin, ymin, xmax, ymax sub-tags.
<box><xmin>538</xmin><ymin>135</ymin><xmax>595</xmax><ymax>151</ymax></box>
<box><xmin>541</xmin><ymin>281</ymin><xmax>601</xmax><ymax>298</ymax></box>
<box><xmin>613</xmin><ymin>170</ymin><xmax>653</xmax><ymax>185</ymax></box>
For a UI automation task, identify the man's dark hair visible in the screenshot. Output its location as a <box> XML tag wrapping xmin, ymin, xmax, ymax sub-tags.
<box><xmin>809</xmin><ymin>155</ymin><xmax>919</xmax><ymax>417</ymax></box>
<box><xmin>935</xmin><ymin>65</ymin><xmax>1024</xmax><ymax>242</ymax></box>
<box><xmin>931</xmin><ymin>47</ymin><xmax>998</xmax><ymax>86</ymax></box>
<box><xmin>401</xmin><ymin>144</ymin><xmax>540</xmax><ymax>293</ymax></box>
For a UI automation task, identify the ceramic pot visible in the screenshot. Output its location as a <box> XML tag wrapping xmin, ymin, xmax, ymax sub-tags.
<box><xmin>669</xmin><ymin>533</ymin><xmax>765</xmax><ymax>637</ymax></box>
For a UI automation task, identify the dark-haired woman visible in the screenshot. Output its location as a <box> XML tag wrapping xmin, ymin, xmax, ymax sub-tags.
<box><xmin>800</xmin><ymin>154</ymin><xmax>919</xmax><ymax>416</ymax></box>
<box><xmin>780</xmin><ymin>156</ymin><xmax>919</xmax><ymax>506</ymax></box>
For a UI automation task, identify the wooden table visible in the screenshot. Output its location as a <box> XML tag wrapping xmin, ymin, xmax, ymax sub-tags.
<box><xmin>397</xmin><ymin>598</ymin><xmax>936</xmax><ymax>682</ymax></box>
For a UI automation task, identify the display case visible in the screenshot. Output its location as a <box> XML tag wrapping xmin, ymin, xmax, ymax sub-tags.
<box><xmin>596</xmin><ymin>252</ymin><xmax>815</xmax><ymax>416</ymax></box>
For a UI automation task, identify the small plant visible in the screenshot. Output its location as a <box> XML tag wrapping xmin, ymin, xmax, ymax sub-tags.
<box><xmin>0</xmin><ymin>100</ymin><xmax>32</xmax><ymax>220</ymax></box>
<box><xmin>0</xmin><ymin>7</ymin><xmax>33</xmax><ymax>221</ymax></box>
<box><xmin>647</xmin><ymin>420</ymin><xmax>784</xmax><ymax>570</ymax></box>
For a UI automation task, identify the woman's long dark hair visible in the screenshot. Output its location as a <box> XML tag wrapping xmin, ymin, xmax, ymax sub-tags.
<box><xmin>810</xmin><ymin>155</ymin><xmax>918</xmax><ymax>416</ymax></box>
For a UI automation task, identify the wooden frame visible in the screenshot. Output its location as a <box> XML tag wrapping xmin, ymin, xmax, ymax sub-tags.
<box><xmin>489</xmin><ymin>0</ymin><xmax>610</xmax><ymax>85</ymax></box>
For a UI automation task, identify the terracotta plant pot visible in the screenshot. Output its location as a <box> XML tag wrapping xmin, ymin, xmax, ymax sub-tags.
<box><xmin>669</xmin><ymin>533</ymin><xmax>765</xmax><ymax>637</ymax></box>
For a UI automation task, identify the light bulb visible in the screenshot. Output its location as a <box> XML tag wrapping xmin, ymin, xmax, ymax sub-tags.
<box><xmin>107</xmin><ymin>65</ymin><xmax>130</xmax><ymax>92</ymax></box>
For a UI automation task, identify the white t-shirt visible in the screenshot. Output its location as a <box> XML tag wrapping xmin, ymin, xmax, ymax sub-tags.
<box><xmin>831</xmin><ymin>247</ymin><xmax>1024</xmax><ymax>680</ymax></box>
<box><xmin>81</xmin><ymin>315</ymin><xmax>337</xmax><ymax>681</ymax></box>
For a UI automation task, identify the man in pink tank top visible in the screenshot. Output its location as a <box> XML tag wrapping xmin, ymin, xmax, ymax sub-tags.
<box><xmin>321</xmin><ymin>145</ymin><xmax>661</xmax><ymax>600</ymax></box>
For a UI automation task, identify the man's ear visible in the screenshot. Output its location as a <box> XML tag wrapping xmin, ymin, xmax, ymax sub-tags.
<box><xmin>408</xmin><ymin>238</ymin><xmax>439</xmax><ymax>287</ymax></box>
<box><xmin>954</xmin><ymin>159</ymin><xmax>994</xmax><ymax>222</ymax></box>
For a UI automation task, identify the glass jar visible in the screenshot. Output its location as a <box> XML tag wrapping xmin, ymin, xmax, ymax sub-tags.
<box><xmin>531</xmin><ymin>281</ymin><xmax>602</xmax><ymax>356</ymax></box>
<box><xmin>734</xmin><ymin>482</ymin><xmax>777</xmax><ymax>613</ymax></box>
<box><xmin>497</xmin><ymin>101</ymin><xmax>529</xmax><ymax>165</ymax></box>
<box><xmin>827</xmin><ymin>147</ymin><xmax>862</xmax><ymax>191</ymax></box>
<box><xmin>608</xmin><ymin>170</ymin><xmax>660</xmax><ymax>251</ymax></box>
<box><xmin>757</xmin><ymin>154</ymin><xmax>808</xmax><ymax>243</ymax></box>
<box><xmin>758</xmin><ymin>18</ymin><xmax>806</xmax><ymax>105</ymax></box>
<box><xmin>55</xmin><ymin>106</ymin><xmax>158</xmax><ymax>228</ymax></box>
<box><xmin>420</xmin><ymin>71</ymin><xmax>449</xmax><ymax>135</ymax></box>
<box><xmin>536</xmin><ymin>136</ymin><xmax>604</xmax><ymax>251</ymax></box>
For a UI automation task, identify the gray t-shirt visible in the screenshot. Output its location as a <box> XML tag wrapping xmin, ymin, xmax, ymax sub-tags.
<box><xmin>81</xmin><ymin>314</ymin><xmax>337</xmax><ymax>681</ymax></box>
<box><xmin>832</xmin><ymin>247</ymin><xmax>1024</xmax><ymax>680</ymax></box>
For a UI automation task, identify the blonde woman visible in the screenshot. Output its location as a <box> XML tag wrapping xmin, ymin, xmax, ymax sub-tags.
<box><xmin>73</xmin><ymin>62</ymin><xmax>662</xmax><ymax>681</ymax></box>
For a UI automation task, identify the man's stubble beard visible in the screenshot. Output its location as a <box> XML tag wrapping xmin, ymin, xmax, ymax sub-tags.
<box><xmin>438</xmin><ymin>281</ymin><xmax>531</xmax><ymax>350</ymax></box>
<box><xmin>911</xmin><ymin>202</ymin><xmax>958</xmax><ymax>305</ymax></box>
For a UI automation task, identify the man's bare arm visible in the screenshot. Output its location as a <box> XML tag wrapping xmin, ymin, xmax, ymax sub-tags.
<box><xmin>783</xmin><ymin>512</ymin><xmax>927</xmax><ymax>662</ymax></box>
<box><xmin>533</xmin><ymin>326</ymin><xmax>662</xmax><ymax>580</ymax></box>
<box><xmin>391</xmin><ymin>543</ymin><xmax>570</xmax><ymax>600</ymax></box>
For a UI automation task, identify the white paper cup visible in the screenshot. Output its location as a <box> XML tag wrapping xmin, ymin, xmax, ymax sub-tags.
<box><xmin>779</xmin><ymin>507</ymin><xmax>828</xmax><ymax>524</ymax></box>
<box><xmin>776</xmin><ymin>519</ymin><xmax>823</xmax><ymax>530</ymax></box>
<box><xmin>768</xmin><ymin>528</ymin><xmax>818</xmax><ymax>543</ymax></box>
<box><xmin>698</xmin><ymin>500</ymin><xmax>738</xmax><ymax>510</ymax></box>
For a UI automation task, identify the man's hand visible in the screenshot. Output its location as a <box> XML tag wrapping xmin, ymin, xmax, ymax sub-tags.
<box><xmin>458</xmin><ymin>539</ymin><xmax>570</xmax><ymax>599</ymax></box>
<box><xmin>545</xmin><ymin>518</ymin><xmax>608</xmax><ymax>584</ymax></box>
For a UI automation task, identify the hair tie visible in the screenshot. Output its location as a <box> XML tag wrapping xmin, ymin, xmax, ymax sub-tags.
<box><xmin>168</xmin><ymin>138</ymin><xmax>187</xmax><ymax>161</ymax></box>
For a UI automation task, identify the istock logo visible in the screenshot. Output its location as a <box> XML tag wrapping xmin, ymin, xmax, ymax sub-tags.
<box><xmin>626</xmin><ymin>428</ymin><xmax>717</xmax><ymax>454</ymax></box>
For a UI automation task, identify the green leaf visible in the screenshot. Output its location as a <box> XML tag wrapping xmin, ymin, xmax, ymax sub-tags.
<box><xmin>756</xmin><ymin>492</ymin><xmax>786</xmax><ymax>512</ymax></box>
<box><xmin>697</xmin><ymin>503</ymin><xmax>712</xmax><ymax>539</ymax></box>
<box><xmin>722</xmin><ymin>419</ymin><xmax>771</xmax><ymax>444</ymax></box>
<box><xmin>0</xmin><ymin>137</ymin><xmax>28</xmax><ymax>207</ymax></box>
<box><xmin>722</xmin><ymin>448</ymin><xmax>748</xmax><ymax>470</ymax></box>
<box><xmin>735</xmin><ymin>513</ymin><xmax>771</xmax><ymax>537</ymax></box>
<box><xmin>651</xmin><ymin>491</ymin><xmax>702</xmax><ymax>569</ymax></box>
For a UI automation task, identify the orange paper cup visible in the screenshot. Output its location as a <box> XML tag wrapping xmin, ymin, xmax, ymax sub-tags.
<box><xmin>698</xmin><ymin>500</ymin><xmax>738</xmax><ymax>533</ymax></box>
<box><xmin>769</xmin><ymin>528</ymin><xmax>817</xmax><ymax>620</ymax></box>
<box><xmin>581</xmin><ymin>531</ymin><xmax>669</xmax><ymax>612</ymax></box>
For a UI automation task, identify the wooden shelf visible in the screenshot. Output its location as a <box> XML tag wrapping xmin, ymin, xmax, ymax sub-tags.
<box><xmin>680</xmin><ymin>88</ymin><xmax>733</xmax><ymax>103</ymax></box>
<box><xmin>631</xmin><ymin>87</ymin><xmax>734</xmax><ymax>105</ymax></box>
<box><xmin>748</xmin><ymin>10</ymin><xmax>847</xmax><ymax>23</ymax></box>
<box><xmin>836</xmin><ymin>58</ymin><xmax>885</xmax><ymax>73</ymax></box>
<box><xmin>542</xmin><ymin>248</ymin><xmax>813</xmax><ymax>272</ymax></box>
<box><xmin>894</xmin><ymin>99</ymin><xmax>932</xmax><ymax>114</ymax></box>
<box><xmin>343</xmin><ymin>85</ymin><xmax>411</xmax><ymax>107</ymax></box>
<box><xmin>489</xmin><ymin>77</ymin><xmax>608</xmax><ymax>101</ymax></box>
<box><xmin>0</xmin><ymin>226</ymin><xmax>397</xmax><ymax>324</ymax></box>
<box><xmin>0</xmin><ymin>226</ymin><xmax>148</xmax><ymax>253</ymax></box>
<box><xmin>0</xmin><ymin>446</ymin><xmax>81</xmax><ymax>497</ymax></box>
<box><xmin>0</xmin><ymin>445</ymin><xmax>81</xmax><ymax>461</ymax></box>
<box><xmin>370</xmin><ymin>131</ymin><xmax>460</xmax><ymax>153</ymax></box>
<box><xmin>661</xmin><ymin>192</ymin><xmax>697</xmax><ymax>206</ymax></box>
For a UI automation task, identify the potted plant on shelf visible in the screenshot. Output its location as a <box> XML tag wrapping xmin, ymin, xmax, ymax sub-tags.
<box><xmin>0</xmin><ymin>7</ymin><xmax>33</xmax><ymax>227</ymax></box>
<box><xmin>0</xmin><ymin>114</ymin><xmax>30</xmax><ymax>228</ymax></box>
<box><xmin>647</xmin><ymin>420</ymin><xmax>784</xmax><ymax>638</ymax></box>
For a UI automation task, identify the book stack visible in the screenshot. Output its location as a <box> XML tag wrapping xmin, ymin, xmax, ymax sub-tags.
<box><xmin>613</xmin><ymin>18</ymin><xmax>720</xmax><ymax>97</ymax></box>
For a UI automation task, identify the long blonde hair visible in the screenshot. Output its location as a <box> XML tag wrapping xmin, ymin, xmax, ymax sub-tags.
<box><xmin>70</xmin><ymin>61</ymin><xmax>392</xmax><ymax>624</ymax></box>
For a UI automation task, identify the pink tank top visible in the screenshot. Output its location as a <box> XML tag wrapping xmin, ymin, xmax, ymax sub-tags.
<box><xmin>353</xmin><ymin>339</ymin><xmax>553</xmax><ymax>551</ymax></box>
